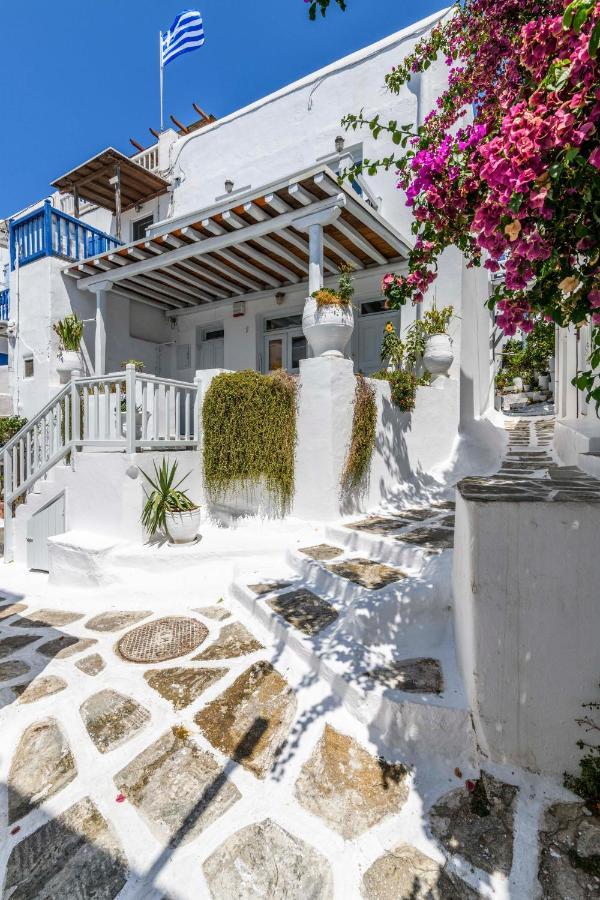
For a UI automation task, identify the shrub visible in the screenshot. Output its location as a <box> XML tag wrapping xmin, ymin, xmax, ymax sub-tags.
<box><xmin>341</xmin><ymin>375</ymin><xmax>377</xmax><ymax>493</ymax></box>
<box><xmin>372</xmin><ymin>370</ymin><xmax>418</xmax><ymax>412</ymax></box>
<box><xmin>0</xmin><ymin>416</ymin><xmax>27</xmax><ymax>446</ymax></box>
<box><xmin>53</xmin><ymin>314</ymin><xmax>83</xmax><ymax>353</ymax></box>
<box><xmin>312</xmin><ymin>264</ymin><xmax>354</xmax><ymax>307</ymax></box>
<box><xmin>202</xmin><ymin>370</ymin><xmax>297</xmax><ymax>514</ymax></box>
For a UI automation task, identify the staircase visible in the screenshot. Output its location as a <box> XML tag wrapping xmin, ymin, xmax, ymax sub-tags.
<box><xmin>230</xmin><ymin>501</ymin><xmax>477</xmax><ymax>768</ymax></box>
<box><xmin>2</xmin><ymin>366</ymin><xmax>201</xmax><ymax>562</ymax></box>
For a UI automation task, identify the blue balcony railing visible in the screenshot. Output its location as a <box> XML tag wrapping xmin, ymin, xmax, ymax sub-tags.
<box><xmin>9</xmin><ymin>200</ymin><xmax>122</xmax><ymax>270</ymax></box>
<box><xmin>0</xmin><ymin>289</ymin><xmax>9</xmax><ymax>321</ymax></box>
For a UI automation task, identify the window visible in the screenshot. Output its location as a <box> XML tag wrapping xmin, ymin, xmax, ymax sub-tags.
<box><xmin>265</xmin><ymin>315</ymin><xmax>302</xmax><ymax>332</ymax></box>
<box><xmin>132</xmin><ymin>215</ymin><xmax>154</xmax><ymax>242</ymax></box>
<box><xmin>204</xmin><ymin>328</ymin><xmax>225</xmax><ymax>341</ymax></box>
<box><xmin>361</xmin><ymin>299</ymin><xmax>389</xmax><ymax>316</ymax></box>
<box><xmin>24</xmin><ymin>357</ymin><xmax>34</xmax><ymax>378</ymax></box>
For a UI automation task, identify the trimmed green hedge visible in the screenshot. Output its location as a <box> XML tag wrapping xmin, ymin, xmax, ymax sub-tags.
<box><xmin>202</xmin><ymin>370</ymin><xmax>297</xmax><ymax>513</ymax></box>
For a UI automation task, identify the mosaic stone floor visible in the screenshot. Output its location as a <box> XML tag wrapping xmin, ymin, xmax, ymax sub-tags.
<box><xmin>0</xmin><ymin>415</ymin><xmax>597</xmax><ymax>899</ymax></box>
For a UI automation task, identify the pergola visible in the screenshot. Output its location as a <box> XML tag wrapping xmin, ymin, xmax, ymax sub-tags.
<box><xmin>64</xmin><ymin>165</ymin><xmax>411</xmax><ymax>373</ymax></box>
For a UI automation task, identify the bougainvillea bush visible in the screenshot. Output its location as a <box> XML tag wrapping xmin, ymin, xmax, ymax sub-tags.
<box><xmin>330</xmin><ymin>0</ymin><xmax>600</xmax><ymax>403</ymax></box>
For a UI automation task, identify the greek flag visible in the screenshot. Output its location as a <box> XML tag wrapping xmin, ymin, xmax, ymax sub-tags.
<box><xmin>161</xmin><ymin>10</ymin><xmax>205</xmax><ymax>68</ymax></box>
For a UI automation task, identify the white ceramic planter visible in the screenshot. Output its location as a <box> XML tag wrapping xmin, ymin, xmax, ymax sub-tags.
<box><xmin>302</xmin><ymin>297</ymin><xmax>354</xmax><ymax>358</ymax></box>
<box><xmin>56</xmin><ymin>350</ymin><xmax>80</xmax><ymax>375</ymax></box>
<box><xmin>423</xmin><ymin>334</ymin><xmax>453</xmax><ymax>380</ymax></box>
<box><xmin>165</xmin><ymin>508</ymin><xmax>201</xmax><ymax>544</ymax></box>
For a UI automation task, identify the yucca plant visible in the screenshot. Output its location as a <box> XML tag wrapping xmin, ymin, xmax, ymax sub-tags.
<box><xmin>53</xmin><ymin>314</ymin><xmax>84</xmax><ymax>353</ymax></box>
<box><xmin>140</xmin><ymin>459</ymin><xmax>197</xmax><ymax>538</ymax></box>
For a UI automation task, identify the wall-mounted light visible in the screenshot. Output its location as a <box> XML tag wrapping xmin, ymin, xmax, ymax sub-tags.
<box><xmin>275</xmin><ymin>292</ymin><xmax>285</xmax><ymax>306</ymax></box>
<box><xmin>335</xmin><ymin>135</ymin><xmax>345</xmax><ymax>154</ymax></box>
<box><xmin>224</xmin><ymin>179</ymin><xmax>234</xmax><ymax>194</ymax></box>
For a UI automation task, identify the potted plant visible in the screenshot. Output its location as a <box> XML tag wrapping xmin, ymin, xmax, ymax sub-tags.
<box><xmin>420</xmin><ymin>304</ymin><xmax>455</xmax><ymax>380</ymax></box>
<box><xmin>53</xmin><ymin>313</ymin><xmax>83</xmax><ymax>374</ymax></box>
<box><xmin>140</xmin><ymin>459</ymin><xmax>200</xmax><ymax>544</ymax></box>
<box><xmin>302</xmin><ymin>265</ymin><xmax>354</xmax><ymax>358</ymax></box>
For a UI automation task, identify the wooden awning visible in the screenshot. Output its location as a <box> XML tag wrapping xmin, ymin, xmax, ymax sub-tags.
<box><xmin>64</xmin><ymin>166</ymin><xmax>411</xmax><ymax>311</ymax></box>
<box><xmin>51</xmin><ymin>148</ymin><xmax>170</xmax><ymax>213</ymax></box>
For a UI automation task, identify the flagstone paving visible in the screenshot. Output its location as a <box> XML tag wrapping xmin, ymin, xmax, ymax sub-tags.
<box><xmin>537</xmin><ymin>801</ymin><xmax>600</xmax><ymax>899</ymax></box>
<box><xmin>362</xmin><ymin>843</ymin><xmax>479</xmax><ymax>900</ymax></box>
<box><xmin>193</xmin><ymin>621</ymin><xmax>264</xmax><ymax>660</ymax></box>
<box><xmin>116</xmin><ymin>616</ymin><xmax>208</xmax><ymax>663</ymax></box>
<box><xmin>429</xmin><ymin>771</ymin><xmax>518</xmax><ymax>876</ymax></box>
<box><xmin>114</xmin><ymin>728</ymin><xmax>241</xmax><ymax>846</ymax></box>
<box><xmin>0</xmin><ymin>659</ymin><xmax>30</xmax><ymax>681</ymax></box>
<box><xmin>361</xmin><ymin>657</ymin><xmax>444</xmax><ymax>694</ymax></box>
<box><xmin>299</xmin><ymin>543</ymin><xmax>344</xmax><ymax>561</ymax></box>
<box><xmin>195</xmin><ymin>661</ymin><xmax>297</xmax><ymax>778</ymax></box>
<box><xmin>8</xmin><ymin>718</ymin><xmax>77</xmax><ymax>822</ymax></box>
<box><xmin>266</xmin><ymin>588</ymin><xmax>339</xmax><ymax>636</ymax></box>
<box><xmin>9</xmin><ymin>608</ymin><xmax>84</xmax><ymax>628</ymax></box>
<box><xmin>15</xmin><ymin>674</ymin><xmax>67</xmax><ymax>704</ymax></box>
<box><xmin>327</xmin><ymin>557</ymin><xmax>406</xmax><ymax>590</ymax></box>
<box><xmin>247</xmin><ymin>579</ymin><xmax>293</xmax><ymax>596</ymax></box>
<box><xmin>80</xmin><ymin>689</ymin><xmax>151</xmax><ymax>753</ymax></box>
<box><xmin>0</xmin><ymin>602</ymin><xmax>27</xmax><ymax>620</ymax></box>
<box><xmin>395</xmin><ymin>526</ymin><xmax>454</xmax><ymax>551</ymax></box>
<box><xmin>3</xmin><ymin>797</ymin><xmax>128</xmax><ymax>900</ymax></box>
<box><xmin>295</xmin><ymin>725</ymin><xmax>409</xmax><ymax>839</ymax></box>
<box><xmin>0</xmin><ymin>634</ymin><xmax>38</xmax><ymax>658</ymax></box>
<box><xmin>85</xmin><ymin>609</ymin><xmax>152</xmax><ymax>632</ymax></box>
<box><xmin>144</xmin><ymin>666</ymin><xmax>228</xmax><ymax>710</ymax></box>
<box><xmin>37</xmin><ymin>635</ymin><xmax>97</xmax><ymax>659</ymax></box>
<box><xmin>203</xmin><ymin>819</ymin><xmax>334</xmax><ymax>899</ymax></box>
<box><xmin>75</xmin><ymin>653</ymin><xmax>106</xmax><ymax>676</ymax></box>
<box><xmin>194</xmin><ymin>604</ymin><xmax>232</xmax><ymax>621</ymax></box>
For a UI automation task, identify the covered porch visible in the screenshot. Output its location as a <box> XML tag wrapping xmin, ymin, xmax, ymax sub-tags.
<box><xmin>63</xmin><ymin>166</ymin><xmax>411</xmax><ymax>378</ymax></box>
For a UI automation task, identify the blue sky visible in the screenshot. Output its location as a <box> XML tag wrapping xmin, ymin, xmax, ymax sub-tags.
<box><xmin>0</xmin><ymin>0</ymin><xmax>443</xmax><ymax>218</ymax></box>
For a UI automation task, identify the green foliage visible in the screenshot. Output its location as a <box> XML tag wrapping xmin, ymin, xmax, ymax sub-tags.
<box><xmin>420</xmin><ymin>304</ymin><xmax>455</xmax><ymax>336</ymax></box>
<box><xmin>121</xmin><ymin>359</ymin><xmax>145</xmax><ymax>371</ymax></box>
<box><xmin>312</xmin><ymin>264</ymin><xmax>354</xmax><ymax>307</ymax></box>
<box><xmin>372</xmin><ymin>370</ymin><xmax>418</xmax><ymax>412</ymax></box>
<box><xmin>0</xmin><ymin>416</ymin><xmax>27</xmax><ymax>446</ymax></box>
<box><xmin>341</xmin><ymin>375</ymin><xmax>377</xmax><ymax>492</ymax></box>
<box><xmin>524</xmin><ymin>319</ymin><xmax>555</xmax><ymax>373</ymax></box>
<box><xmin>573</xmin><ymin>327</ymin><xmax>600</xmax><ymax>412</ymax></box>
<box><xmin>564</xmin><ymin>685</ymin><xmax>600</xmax><ymax>811</ymax></box>
<box><xmin>53</xmin><ymin>314</ymin><xmax>83</xmax><ymax>353</ymax></box>
<box><xmin>307</xmin><ymin>0</ymin><xmax>346</xmax><ymax>19</ymax></box>
<box><xmin>202</xmin><ymin>370</ymin><xmax>297</xmax><ymax>514</ymax></box>
<box><xmin>380</xmin><ymin>322</ymin><xmax>405</xmax><ymax>369</ymax></box>
<box><xmin>140</xmin><ymin>459</ymin><xmax>197</xmax><ymax>538</ymax></box>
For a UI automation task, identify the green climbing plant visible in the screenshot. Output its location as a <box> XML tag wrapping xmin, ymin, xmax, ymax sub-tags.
<box><xmin>341</xmin><ymin>375</ymin><xmax>377</xmax><ymax>492</ymax></box>
<box><xmin>202</xmin><ymin>370</ymin><xmax>297</xmax><ymax>514</ymax></box>
<box><xmin>564</xmin><ymin>682</ymin><xmax>600</xmax><ymax>875</ymax></box>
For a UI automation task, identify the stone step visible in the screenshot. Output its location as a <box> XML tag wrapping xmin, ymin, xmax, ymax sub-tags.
<box><xmin>229</xmin><ymin>571</ymin><xmax>476</xmax><ymax>768</ymax></box>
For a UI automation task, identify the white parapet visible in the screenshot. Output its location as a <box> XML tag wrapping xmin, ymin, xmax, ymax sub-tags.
<box><xmin>453</xmin><ymin>482</ymin><xmax>600</xmax><ymax>775</ymax></box>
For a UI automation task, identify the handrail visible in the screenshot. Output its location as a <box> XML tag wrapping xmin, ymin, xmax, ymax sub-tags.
<box><xmin>2</xmin><ymin>382</ymin><xmax>71</xmax><ymax>455</ymax></box>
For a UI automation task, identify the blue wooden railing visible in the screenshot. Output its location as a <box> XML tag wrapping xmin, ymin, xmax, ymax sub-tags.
<box><xmin>9</xmin><ymin>200</ymin><xmax>122</xmax><ymax>270</ymax></box>
<box><xmin>0</xmin><ymin>289</ymin><xmax>8</xmax><ymax>321</ymax></box>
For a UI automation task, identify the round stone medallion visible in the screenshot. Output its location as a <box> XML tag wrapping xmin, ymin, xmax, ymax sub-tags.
<box><xmin>117</xmin><ymin>617</ymin><xmax>208</xmax><ymax>664</ymax></box>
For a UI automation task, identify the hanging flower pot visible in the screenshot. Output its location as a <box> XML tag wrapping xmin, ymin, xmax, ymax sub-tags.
<box><xmin>56</xmin><ymin>350</ymin><xmax>81</xmax><ymax>375</ymax></box>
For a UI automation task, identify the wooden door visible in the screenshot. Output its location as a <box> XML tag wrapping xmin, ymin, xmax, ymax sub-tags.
<box><xmin>26</xmin><ymin>492</ymin><xmax>65</xmax><ymax>572</ymax></box>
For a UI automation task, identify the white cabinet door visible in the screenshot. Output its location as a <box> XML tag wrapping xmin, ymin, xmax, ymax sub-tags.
<box><xmin>199</xmin><ymin>339</ymin><xmax>224</xmax><ymax>370</ymax></box>
<box><xmin>26</xmin><ymin>492</ymin><xmax>65</xmax><ymax>572</ymax></box>
<box><xmin>358</xmin><ymin>311</ymin><xmax>401</xmax><ymax>374</ymax></box>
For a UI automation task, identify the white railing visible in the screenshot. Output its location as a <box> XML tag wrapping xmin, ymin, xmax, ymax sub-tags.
<box><xmin>2</xmin><ymin>365</ymin><xmax>201</xmax><ymax>561</ymax></box>
<box><xmin>133</xmin><ymin>146</ymin><xmax>160</xmax><ymax>173</ymax></box>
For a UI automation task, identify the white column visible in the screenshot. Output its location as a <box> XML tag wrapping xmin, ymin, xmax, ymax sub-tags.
<box><xmin>92</xmin><ymin>281</ymin><xmax>112</xmax><ymax>376</ymax></box>
<box><xmin>308</xmin><ymin>223</ymin><xmax>324</xmax><ymax>295</ymax></box>
<box><xmin>294</xmin><ymin>203</ymin><xmax>344</xmax><ymax>296</ymax></box>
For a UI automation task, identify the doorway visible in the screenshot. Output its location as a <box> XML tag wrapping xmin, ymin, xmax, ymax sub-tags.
<box><xmin>197</xmin><ymin>325</ymin><xmax>225</xmax><ymax>370</ymax></box>
<box><xmin>263</xmin><ymin>313</ymin><xmax>307</xmax><ymax>374</ymax></box>
<box><xmin>357</xmin><ymin>299</ymin><xmax>401</xmax><ymax>374</ymax></box>
<box><xmin>27</xmin><ymin>492</ymin><xmax>65</xmax><ymax>572</ymax></box>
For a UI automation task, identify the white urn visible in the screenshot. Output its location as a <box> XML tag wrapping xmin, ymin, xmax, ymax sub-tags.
<box><xmin>56</xmin><ymin>350</ymin><xmax>81</xmax><ymax>375</ymax></box>
<box><xmin>302</xmin><ymin>297</ymin><xmax>354</xmax><ymax>358</ymax></box>
<box><xmin>423</xmin><ymin>334</ymin><xmax>454</xmax><ymax>381</ymax></box>
<box><xmin>165</xmin><ymin>508</ymin><xmax>201</xmax><ymax>544</ymax></box>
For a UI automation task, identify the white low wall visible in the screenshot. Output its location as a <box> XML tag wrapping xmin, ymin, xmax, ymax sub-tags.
<box><xmin>554</xmin><ymin>417</ymin><xmax>600</xmax><ymax>466</ymax></box>
<box><xmin>453</xmin><ymin>491</ymin><xmax>600</xmax><ymax>775</ymax></box>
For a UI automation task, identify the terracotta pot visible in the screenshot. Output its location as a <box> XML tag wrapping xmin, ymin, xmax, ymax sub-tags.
<box><xmin>165</xmin><ymin>508</ymin><xmax>201</xmax><ymax>544</ymax></box>
<box><xmin>423</xmin><ymin>334</ymin><xmax>453</xmax><ymax>380</ymax></box>
<box><xmin>302</xmin><ymin>297</ymin><xmax>354</xmax><ymax>358</ymax></box>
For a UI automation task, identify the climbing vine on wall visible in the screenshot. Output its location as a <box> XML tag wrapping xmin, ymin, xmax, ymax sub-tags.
<box><xmin>202</xmin><ymin>370</ymin><xmax>297</xmax><ymax>514</ymax></box>
<box><xmin>341</xmin><ymin>375</ymin><xmax>377</xmax><ymax>493</ymax></box>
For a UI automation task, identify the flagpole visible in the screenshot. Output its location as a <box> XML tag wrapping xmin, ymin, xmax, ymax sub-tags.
<box><xmin>159</xmin><ymin>31</ymin><xmax>164</xmax><ymax>132</ymax></box>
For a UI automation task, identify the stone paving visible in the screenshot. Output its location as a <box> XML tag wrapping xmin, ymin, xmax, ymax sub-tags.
<box><xmin>0</xmin><ymin>415</ymin><xmax>595</xmax><ymax>899</ymax></box>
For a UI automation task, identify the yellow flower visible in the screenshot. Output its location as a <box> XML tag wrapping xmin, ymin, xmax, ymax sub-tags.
<box><xmin>385</xmin><ymin>322</ymin><xmax>394</xmax><ymax>333</ymax></box>
<box><xmin>558</xmin><ymin>276</ymin><xmax>581</xmax><ymax>295</ymax></box>
<box><xmin>504</xmin><ymin>220</ymin><xmax>522</xmax><ymax>242</ymax></box>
